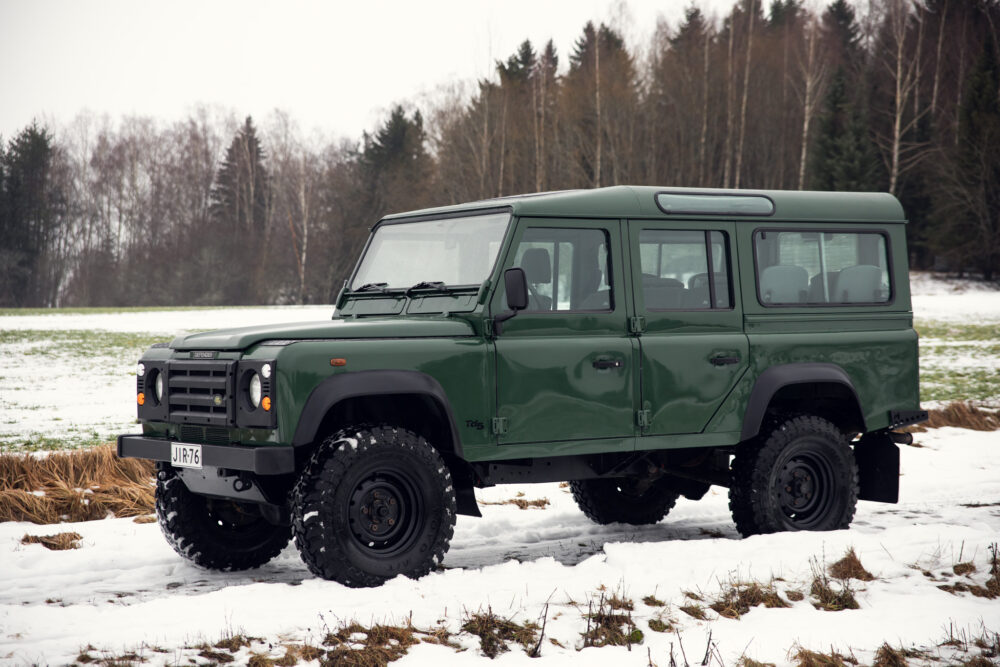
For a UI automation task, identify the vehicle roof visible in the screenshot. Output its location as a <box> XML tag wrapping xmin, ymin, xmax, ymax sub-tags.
<box><xmin>380</xmin><ymin>186</ymin><xmax>907</xmax><ymax>224</ymax></box>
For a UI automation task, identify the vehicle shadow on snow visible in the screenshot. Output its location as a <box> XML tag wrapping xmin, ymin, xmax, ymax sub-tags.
<box><xmin>444</xmin><ymin>513</ymin><xmax>741</xmax><ymax>570</ymax></box>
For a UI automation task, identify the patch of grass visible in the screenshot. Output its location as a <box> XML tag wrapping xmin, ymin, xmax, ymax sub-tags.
<box><xmin>679</xmin><ymin>604</ymin><xmax>709</xmax><ymax>620</ymax></box>
<box><xmin>917</xmin><ymin>321</ymin><xmax>1000</xmax><ymax>342</ymax></box>
<box><xmin>21</xmin><ymin>531</ymin><xmax>82</xmax><ymax>550</ymax></box>
<box><xmin>0</xmin><ymin>328</ymin><xmax>167</xmax><ymax>355</ymax></box>
<box><xmin>461</xmin><ymin>607</ymin><xmax>538</xmax><ymax>659</ymax></box>
<box><xmin>809</xmin><ymin>561</ymin><xmax>860</xmax><ymax>612</ymax></box>
<box><xmin>919</xmin><ymin>368</ymin><xmax>1000</xmax><ymax>403</ymax></box>
<box><xmin>642</xmin><ymin>594</ymin><xmax>665</xmax><ymax>607</ymax></box>
<box><xmin>647</xmin><ymin>616</ymin><xmax>673</xmax><ymax>633</ymax></box>
<box><xmin>872</xmin><ymin>643</ymin><xmax>910</xmax><ymax>667</ymax></box>
<box><xmin>739</xmin><ymin>658</ymin><xmax>777</xmax><ymax>667</ymax></box>
<box><xmin>581</xmin><ymin>591</ymin><xmax>643</xmax><ymax>649</ymax></box>
<box><xmin>198</xmin><ymin>649</ymin><xmax>235</xmax><ymax>663</ymax></box>
<box><xmin>906</xmin><ymin>402</ymin><xmax>1000</xmax><ymax>433</ymax></box>
<box><xmin>0</xmin><ymin>445</ymin><xmax>154</xmax><ymax>523</ymax></box>
<box><xmin>955</xmin><ymin>562</ymin><xmax>978</xmax><ymax>576</ymax></box>
<box><xmin>786</xmin><ymin>590</ymin><xmax>805</xmax><ymax>602</ymax></box>
<box><xmin>710</xmin><ymin>580</ymin><xmax>789</xmax><ymax>619</ymax></box>
<box><xmin>0</xmin><ymin>305</ymin><xmax>249</xmax><ymax>316</ymax></box>
<box><xmin>790</xmin><ymin>647</ymin><xmax>858</xmax><ymax>667</ymax></box>
<box><xmin>481</xmin><ymin>492</ymin><xmax>550</xmax><ymax>510</ymax></box>
<box><xmin>828</xmin><ymin>548</ymin><xmax>875</xmax><ymax>582</ymax></box>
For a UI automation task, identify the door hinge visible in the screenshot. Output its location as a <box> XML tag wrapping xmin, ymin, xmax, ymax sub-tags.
<box><xmin>482</xmin><ymin>318</ymin><xmax>495</xmax><ymax>339</ymax></box>
<box><xmin>492</xmin><ymin>417</ymin><xmax>509</xmax><ymax>435</ymax></box>
<box><xmin>629</xmin><ymin>316</ymin><xmax>646</xmax><ymax>334</ymax></box>
<box><xmin>636</xmin><ymin>409</ymin><xmax>652</xmax><ymax>429</ymax></box>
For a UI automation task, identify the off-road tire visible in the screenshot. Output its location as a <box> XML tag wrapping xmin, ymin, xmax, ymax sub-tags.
<box><xmin>570</xmin><ymin>477</ymin><xmax>681</xmax><ymax>525</ymax></box>
<box><xmin>729</xmin><ymin>415</ymin><xmax>858</xmax><ymax>537</ymax></box>
<box><xmin>155</xmin><ymin>473</ymin><xmax>291</xmax><ymax>571</ymax></box>
<box><xmin>292</xmin><ymin>425</ymin><xmax>457</xmax><ymax>588</ymax></box>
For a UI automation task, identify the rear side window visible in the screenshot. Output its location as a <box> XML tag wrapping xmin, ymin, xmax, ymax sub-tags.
<box><xmin>638</xmin><ymin>230</ymin><xmax>731</xmax><ymax>310</ymax></box>
<box><xmin>754</xmin><ymin>230</ymin><xmax>891</xmax><ymax>305</ymax></box>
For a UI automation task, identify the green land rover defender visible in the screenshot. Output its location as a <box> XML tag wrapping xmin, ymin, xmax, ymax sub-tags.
<box><xmin>119</xmin><ymin>186</ymin><xmax>927</xmax><ymax>587</ymax></box>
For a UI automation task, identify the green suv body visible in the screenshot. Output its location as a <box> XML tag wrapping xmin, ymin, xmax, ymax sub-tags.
<box><xmin>119</xmin><ymin>186</ymin><xmax>926</xmax><ymax>586</ymax></box>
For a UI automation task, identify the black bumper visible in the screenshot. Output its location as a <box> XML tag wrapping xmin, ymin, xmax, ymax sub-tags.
<box><xmin>117</xmin><ymin>434</ymin><xmax>295</xmax><ymax>475</ymax></box>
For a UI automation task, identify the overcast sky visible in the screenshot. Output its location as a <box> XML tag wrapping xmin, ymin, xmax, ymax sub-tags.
<box><xmin>0</xmin><ymin>0</ymin><xmax>747</xmax><ymax>143</ymax></box>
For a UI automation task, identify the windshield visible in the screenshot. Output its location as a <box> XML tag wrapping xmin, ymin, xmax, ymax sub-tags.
<box><xmin>351</xmin><ymin>211</ymin><xmax>510</xmax><ymax>290</ymax></box>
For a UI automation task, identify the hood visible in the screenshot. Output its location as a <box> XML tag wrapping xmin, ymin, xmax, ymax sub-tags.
<box><xmin>169</xmin><ymin>317</ymin><xmax>476</xmax><ymax>351</ymax></box>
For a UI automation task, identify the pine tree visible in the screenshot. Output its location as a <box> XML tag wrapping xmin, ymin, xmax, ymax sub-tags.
<box><xmin>359</xmin><ymin>105</ymin><xmax>432</xmax><ymax>219</ymax></box>
<box><xmin>0</xmin><ymin>123</ymin><xmax>65</xmax><ymax>306</ymax></box>
<box><xmin>209</xmin><ymin>116</ymin><xmax>270</xmax><ymax>304</ymax></box>
<box><xmin>810</xmin><ymin>68</ymin><xmax>879</xmax><ymax>190</ymax></box>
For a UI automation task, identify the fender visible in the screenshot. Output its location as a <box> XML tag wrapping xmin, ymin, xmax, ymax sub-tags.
<box><xmin>291</xmin><ymin>369</ymin><xmax>465</xmax><ymax>459</ymax></box>
<box><xmin>740</xmin><ymin>362</ymin><xmax>865</xmax><ymax>441</ymax></box>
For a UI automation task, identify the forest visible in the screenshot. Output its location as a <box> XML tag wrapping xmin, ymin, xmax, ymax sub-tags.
<box><xmin>0</xmin><ymin>0</ymin><xmax>998</xmax><ymax>307</ymax></box>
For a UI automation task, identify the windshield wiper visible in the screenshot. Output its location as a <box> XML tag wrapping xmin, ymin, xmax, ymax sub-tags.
<box><xmin>406</xmin><ymin>281</ymin><xmax>447</xmax><ymax>297</ymax></box>
<box><xmin>353</xmin><ymin>282</ymin><xmax>389</xmax><ymax>293</ymax></box>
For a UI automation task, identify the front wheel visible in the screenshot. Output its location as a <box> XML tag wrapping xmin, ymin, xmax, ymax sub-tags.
<box><xmin>729</xmin><ymin>415</ymin><xmax>858</xmax><ymax>537</ymax></box>
<box><xmin>292</xmin><ymin>426</ymin><xmax>457</xmax><ymax>587</ymax></box>
<box><xmin>155</xmin><ymin>474</ymin><xmax>291</xmax><ymax>571</ymax></box>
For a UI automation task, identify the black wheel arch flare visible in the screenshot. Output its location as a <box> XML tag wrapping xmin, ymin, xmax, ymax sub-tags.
<box><xmin>740</xmin><ymin>362</ymin><xmax>866</xmax><ymax>441</ymax></box>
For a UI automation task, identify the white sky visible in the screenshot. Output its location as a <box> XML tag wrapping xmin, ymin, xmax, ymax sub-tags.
<box><xmin>0</xmin><ymin>0</ymin><xmax>739</xmax><ymax>142</ymax></box>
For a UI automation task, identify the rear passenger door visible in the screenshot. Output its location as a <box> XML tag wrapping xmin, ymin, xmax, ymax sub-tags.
<box><xmin>628</xmin><ymin>221</ymin><xmax>749</xmax><ymax>435</ymax></box>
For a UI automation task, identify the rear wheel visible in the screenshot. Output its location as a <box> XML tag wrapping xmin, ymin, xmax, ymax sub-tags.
<box><xmin>155</xmin><ymin>473</ymin><xmax>291</xmax><ymax>571</ymax></box>
<box><xmin>729</xmin><ymin>415</ymin><xmax>858</xmax><ymax>537</ymax></box>
<box><xmin>292</xmin><ymin>425</ymin><xmax>456</xmax><ymax>587</ymax></box>
<box><xmin>571</xmin><ymin>476</ymin><xmax>680</xmax><ymax>526</ymax></box>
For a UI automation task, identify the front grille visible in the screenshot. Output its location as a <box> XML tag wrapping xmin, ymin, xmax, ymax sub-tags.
<box><xmin>167</xmin><ymin>360</ymin><xmax>235</xmax><ymax>426</ymax></box>
<box><xmin>179</xmin><ymin>425</ymin><xmax>232</xmax><ymax>445</ymax></box>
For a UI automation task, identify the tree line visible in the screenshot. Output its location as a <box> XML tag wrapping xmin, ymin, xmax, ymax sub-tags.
<box><xmin>1</xmin><ymin>0</ymin><xmax>998</xmax><ymax>308</ymax></box>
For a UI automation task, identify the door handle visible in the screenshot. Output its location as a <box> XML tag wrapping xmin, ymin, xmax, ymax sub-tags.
<box><xmin>592</xmin><ymin>359</ymin><xmax>624</xmax><ymax>370</ymax></box>
<box><xmin>710</xmin><ymin>355</ymin><xmax>740</xmax><ymax>366</ymax></box>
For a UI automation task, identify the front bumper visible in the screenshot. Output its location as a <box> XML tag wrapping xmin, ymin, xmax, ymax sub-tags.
<box><xmin>117</xmin><ymin>434</ymin><xmax>295</xmax><ymax>475</ymax></box>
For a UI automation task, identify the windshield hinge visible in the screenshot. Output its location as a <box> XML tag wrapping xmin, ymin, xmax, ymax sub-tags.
<box><xmin>636</xmin><ymin>409</ymin><xmax>652</xmax><ymax>430</ymax></box>
<box><xmin>629</xmin><ymin>316</ymin><xmax>646</xmax><ymax>334</ymax></box>
<box><xmin>491</xmin><ymin>417</ymin><xmax>509</xmax><ymax>435</ymax></box>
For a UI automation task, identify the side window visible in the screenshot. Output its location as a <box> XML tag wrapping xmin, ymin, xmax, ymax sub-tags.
<box><xmin>754</xmin><ymin>230</ymin><xmax>891</xmax><ymax>305</ymax></box>
<box><xmin>638</xmin><ymin>230</ymin><xmax>731</xmax><ymax>310</ymax></box>
<box><xmin>511</xmin><ymin>228</ymin><xmax>612</xmax><ymax>312</ymax></box>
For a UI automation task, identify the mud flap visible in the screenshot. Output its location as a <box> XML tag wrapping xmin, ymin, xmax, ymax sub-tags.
<box><xmin>853</xmin><ymin>433</ymin><xmax>900</xmax><ymax>503</ymax></box>
<box><xmin>455</xmin><ymin>484</ymin><xmax>482</xmax><ymax>517</ymax></box>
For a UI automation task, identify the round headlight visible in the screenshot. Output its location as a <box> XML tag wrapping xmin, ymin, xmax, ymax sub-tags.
<box><xmin>137</xmin><ymin>363</ymin><xmax>145</xmax><ymax>377</ymax></box>
<box><xmin>249</xmin><ymin>372</ymin><xmax>262</xmax><ymax>408</ymax></box>
<box><xmin>154</xmin><ymin>372</ymin><xmax>164</xmax><ymax>403</ymax></box>
<box><xmin>261</xmin><ymin>363</ymin><xmax>272</xmax><ymax>379</ymax></box>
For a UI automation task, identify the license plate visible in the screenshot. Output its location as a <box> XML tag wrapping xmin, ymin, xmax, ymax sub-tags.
<box><xmin>170</xmin><ymin>443</ymin><xmax>202</xmax><ymax>469</ymax></box>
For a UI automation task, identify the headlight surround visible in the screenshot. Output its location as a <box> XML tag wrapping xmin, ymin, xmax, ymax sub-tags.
<box><xmin>249</xmin><ymin>372</ymin><xmax>262</xmax><ymax>409</ymax></box>
<box><xmin>154</xmin><ymin>371</ymin><xmax>164</xmax><ymax>403</ymax></box>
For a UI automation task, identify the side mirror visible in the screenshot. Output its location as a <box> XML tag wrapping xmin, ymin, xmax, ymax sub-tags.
<box><xmin>494</xmin><ymin>267</ymin><xmax>529</xmax><ymax>336</ymax></box>
<box><xmin>504</xmin><ymin>268</ymin><xmax>528</xmax><ymax>311</ymax></box>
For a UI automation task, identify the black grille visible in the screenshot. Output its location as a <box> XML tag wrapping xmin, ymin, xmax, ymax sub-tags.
<box><xmin>167</xmin><ymin>360</ymin><xmax>235</xmax><ymax>426</ymax></box>
<box><xmin>179</xmin><ymin>425</ymin><xmax>232</xmax><ymax>445</ymax></box>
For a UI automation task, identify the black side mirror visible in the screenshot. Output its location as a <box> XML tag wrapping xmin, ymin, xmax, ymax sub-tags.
<box><xmin>494</xmin><ymin>267</ymin><xmax>529</xmax><ymax>336</ymax></box>
<box><xmin>504</xmin><ymin>267</ymin><xmax>528</xmax><ymax>311</ymax></box>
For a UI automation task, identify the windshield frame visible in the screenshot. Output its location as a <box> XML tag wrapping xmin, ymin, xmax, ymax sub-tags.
<box><xmin>346</xmin><ymin>206</ymin><xmax>514</xmax><ymax>294</ymax></box>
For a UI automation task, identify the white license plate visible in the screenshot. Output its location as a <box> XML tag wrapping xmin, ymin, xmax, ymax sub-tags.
<box><xmin>170</xmin><ymin>443</ymin><xmax>203</xmax><ymax>469</ymax></box>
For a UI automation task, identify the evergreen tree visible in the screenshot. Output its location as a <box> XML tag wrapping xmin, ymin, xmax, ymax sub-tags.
<box><xmin>931</xmin><ymin>37</ymin><xmax>1000</xmax><ymax>279</ymax></box>
<box><xmin>359</xmin><ymin>105</ymin><xmax>432</xmax><ymax>219</ymax></box>
<box><xmin>0</xmin><ymin>123</ymin><xmax>66</xmax><ymax>306</ymax></box>
<box><xmin>209</xmin><ymin>116</ymin><xmax>270</xmax><ymax>304</ymax></box>
<box><xmin>810</xmin><ymin>68</ymin><xmax>879</xmax><ymax>190</ymax></box>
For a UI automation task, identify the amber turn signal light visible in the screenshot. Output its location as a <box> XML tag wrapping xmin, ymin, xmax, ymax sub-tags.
<box><xmin>330</xmin><ymin>358</ymin><xmax>347</xmax><ymax>367</ymax></box>
<box><xmin>261</xmin><ymin>396</ymin><xmax>271</xmax><ymax>411</ymax></box>
<box><xmin>137</xmin><ymin>392</ymin><xmax>145</xmax><ymax>406</ymax></box>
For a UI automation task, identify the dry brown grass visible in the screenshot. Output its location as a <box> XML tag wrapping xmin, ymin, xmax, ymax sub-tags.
<box><xmin>481</xmin><ymin>492</ymin><xmax>550</xmax><ymax>510</ymax></box>
<box><xmin>828</xmin><ymin>548</ymin><xmax>875</xmax><ymax>582</ymax></box>
<box><xmin>679</xmin><ymin>603</ymin><xmax>709</xmax><ymax>620</ymax></box>
<box><xmin>790</xmin><ymin>647</ymin><xmax>858</xmax><ymax>667</ymax></box>
<box><xmin>323</xmin><ymin>621</ymin><xmax>423</xmax><ymax>666</ymax></box>
<box><xmin>21</xmin><ymin>531</ymin><xmax>82</xmax><ymax>550</ymax></box>
<box><xmin>906</xmin><ymin>402</ymin><xmax>1000</xmax><ymax>433</ymax></box>
<box><xmin>955</xmin><ymin>562</ymin><xmax>978</xmax><ymax>576</ymax></box>
<box><xmin>461</xmin><ymin>607</ymin><xmax>538</xmax><ymax>658</ymax></box>
<box><xmin>710</xmin><ymin>580</ymin><xmax>789</xmax><ymax>619</ymax></box>
<box><xmin>0</xmin><ymin>445</ymin><xmax>155</xmax><ymax>524</ymax></box>
<box><xmin>739</xmin><ymin>658</ymin><xmax>777</xmax><ymax>667</ymax></box>
<box><xmin>581</xmin><ymin>592</ymin><xmax>643</xmax><ymax>649</ymax></box>
<box><xmin>810</xmin><ymin>575</ymin><xmax>860</xmax><ymax>611</ymax></box>
<box><xmin>872</xmin><ymin>643</ymin><xmax>909</xmax><ymax>667</ymax></box>
<box><xmin>642</xmin><ymin>594</ymin><xmax>666</xmax><ymax>607</ymax></box>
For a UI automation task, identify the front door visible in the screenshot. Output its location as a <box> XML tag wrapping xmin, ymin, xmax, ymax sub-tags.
<box><xmin>628</xmin><ymin>220</ymin><xmax>749</xmax><ymax>436</ymax></box>
<box><xmin>491</xmin><ymin>218</ymin><xmax>636</xmax><ymax>450</ymax></box>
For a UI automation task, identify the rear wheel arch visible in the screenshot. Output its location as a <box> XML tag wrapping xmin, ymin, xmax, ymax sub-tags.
<box><xmin>741</xmin><ymin>363</ymin><xmax>866</xmax><ymax>441</ymax></box>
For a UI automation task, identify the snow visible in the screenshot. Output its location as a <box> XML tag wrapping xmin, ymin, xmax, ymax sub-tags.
<box><xmin>2</xmin><ymin>428</ymin><xmax>999</xmax><ymax>665</ymax></box>
<box><xmin>1</xmin><ymin>273</ymin><xmax>999</xmax><ymax>664</ymax></box>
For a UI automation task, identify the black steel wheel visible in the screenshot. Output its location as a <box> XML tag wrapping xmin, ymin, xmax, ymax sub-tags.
<box><xmin>570</xmin><ymin>476</ymin><xmax>680</xmax><ymax>526</ymax></box>
<box><xmin>155</xmin><ymin>473</ymin><xmax>291</xmax><ymax>571</ymax></box>
<box><xmin>292</xmin><ymin>425</ymin><xmax>456</xmax><ymax>587</ymax></box>
<box><xmin>729</xmin><ymin>415</ymin><xmax>858</xmax><ymax>537</ymax></box>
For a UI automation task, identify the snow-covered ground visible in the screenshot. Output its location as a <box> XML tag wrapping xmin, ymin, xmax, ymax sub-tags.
<box><xmin>1</xmin><ymin>428</ymin><xmax>998</xmax><ymax>665</ymax></box>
